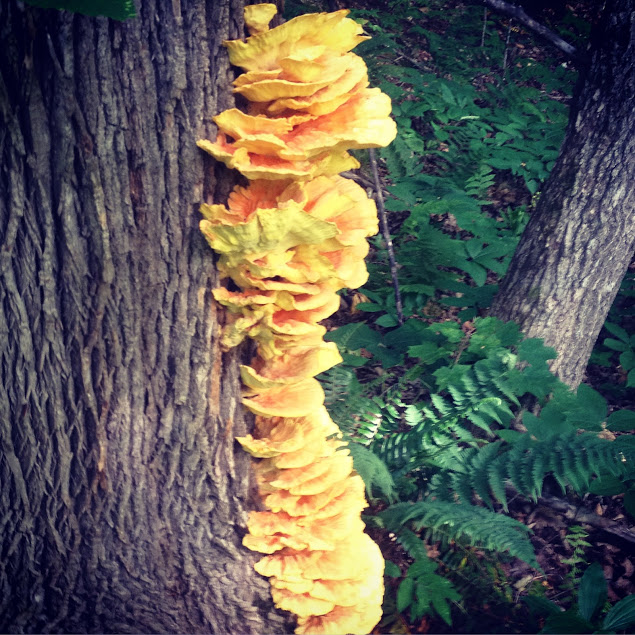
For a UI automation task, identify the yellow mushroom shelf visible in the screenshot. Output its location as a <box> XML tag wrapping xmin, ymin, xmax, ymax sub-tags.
<box><xmin>198</xmin><ymin>5</ymin><xmax>396</xmax><ymax>633</ymax></box>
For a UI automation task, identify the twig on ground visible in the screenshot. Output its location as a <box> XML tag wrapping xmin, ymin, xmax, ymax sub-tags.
<box><xmin>368</xmin><ymin>149</ymin><xmax>404</xmax><ymax>326</ymax></box>
<box><xmin>392</xmin><ymin>52</ymin><xmax>430</xmax><ymax>73</ymax></box>
<box><xmin>537</xmin><ymin>495</ymin><xmax>635</xmax><ymax>545</ymax></box>
<box><xmin>503</xmin><ymin>484</ymin><xmax>635</xmax><ymax>545</ymax></box>
<box><xmin>479</xmin><ymin>0</ymin><xmax>588</xmax><ymax>65</ymax></box>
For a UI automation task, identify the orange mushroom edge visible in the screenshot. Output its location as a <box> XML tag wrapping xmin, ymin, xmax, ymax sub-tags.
<box><xmin>198</xmin><ymin>4</ymin><xmax>396</xmax><ymax>634</ymax></box>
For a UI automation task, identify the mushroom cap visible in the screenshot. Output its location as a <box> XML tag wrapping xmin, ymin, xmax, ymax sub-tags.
<box><xmin>243</xmin><ymin>3</ymin><xmax>278</xmax><ymax>36</ymax></box>
<box><xmin>225</xmin><ymin>10</ymin><xmax>368</xmax><ymax>72</ymax></box>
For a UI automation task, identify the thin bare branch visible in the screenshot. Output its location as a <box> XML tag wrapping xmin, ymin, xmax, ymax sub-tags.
<box><xmin>480</xmin><ymin>7</ymin><xmax>488</xmax><ymax>48</ymax></box>
<box><xmin>502</xmin><ymin>18</ymin><xmax>513</xmax><ymax>73</ymax></box>
<box><xmin>368</xmin><ymin>149</ymin><xmax>404</xmax><ymax>326</ymax></box>
<box><xmin>480</xmin><ymin>0</ymin><xmax>588</xmax><ymax>65</ymax></box>
<box><xmin>504</xmin><ymin>485</ymin><xmax>635</xmax><ymax>546</ymax></box>
<box><xmin>341</xmin><ymin>170</ymin><xmax>377</xmax><ymax>192</ymax></box>
<box><xmin>538</xmin><ymin>495</ymin><xmax>635</xmax><ymax>545</ymax></box>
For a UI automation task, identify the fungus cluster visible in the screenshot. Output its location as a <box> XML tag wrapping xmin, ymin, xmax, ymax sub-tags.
<box><xmin>198</xmin><ymin>5</ymin><xmax>396</xmax><ymax>633</ymax></box>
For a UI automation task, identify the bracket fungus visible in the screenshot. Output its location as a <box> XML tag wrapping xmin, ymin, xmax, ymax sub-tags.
<box><xmin>198</xmin><ymin>5</ymin><xmax>396</xmax><ymax>633</ymax></box>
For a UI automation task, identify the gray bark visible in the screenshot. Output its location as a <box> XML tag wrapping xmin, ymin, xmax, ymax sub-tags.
<box><xmin>490</xmin><ymin>0</ymin><xmax>635</xmax><ymax>388</ymax></box>
<box><xmin>0</xmin><ymin>0</ymin><xmax>290</xmax><ymax>632</ymax></box>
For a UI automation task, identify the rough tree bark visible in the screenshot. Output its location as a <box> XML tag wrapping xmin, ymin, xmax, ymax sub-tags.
<box><xmin>0</xmin><ymin>0</ymin><xmax>291</xmax><ymax>632</ymax></box>
<box><xmin>490</xmin><ymin>0</ymin><xmax>635</xmax><ymax>388</ymax></box>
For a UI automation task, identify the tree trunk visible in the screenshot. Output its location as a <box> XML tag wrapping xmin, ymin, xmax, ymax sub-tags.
<box><xmin>0</xmin><ymin>1</ymin><xmax>290</xmax><ymax>632</ymax></box>
<box><xmin>490</xmin><ymin>0</ymin><xmax>635</xmax><ymax>388</ymax></box>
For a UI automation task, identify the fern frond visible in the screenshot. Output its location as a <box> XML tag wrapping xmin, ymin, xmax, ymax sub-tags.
<box><xmin>348</xmin><ymin>442</ymin><xmax>397</xmax><ymax>502</ymax></box>
<box><xmin>428</xmin><ymin>432</ymin><xmax>634</xmax><ymax>508</ymax></box>
<box><xmin>376</xmin><ymin>357</ymin><xmax>525</xmax><ymax>468</ymax></box>
<box><xmin>488</xmin><ymin>454</ymin><xmax>510</xmax><ymax>510</ymax></box>
<box><xmin>395</xmin><ymin>527</ymin><xmax>430</xmax><ymax>562</ymax></box>
<box><xmin>380</xmin><ymin>501</ymin><xmax>539</xmax><ymax>568</ymax></box>
<box><xmin>319</xmin><ymin>365</ymin><xmax>383</xmax><ymax>443</ymax></box>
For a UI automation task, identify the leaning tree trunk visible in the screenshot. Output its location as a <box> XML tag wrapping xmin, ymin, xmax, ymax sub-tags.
<box><xmin>0</xmin><ymin>1</ymin><xmax>290</xmax><ymax>632</ymax></box>
<box><xmin>490</xmin><ymin>0</ymin><xmax>635</xmax><ymax>388</ymax></box>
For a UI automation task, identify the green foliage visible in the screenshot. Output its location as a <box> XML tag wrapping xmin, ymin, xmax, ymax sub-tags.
<box><xmin>318</xmin><ymin>363</ymin><xmax>385</xmax><ymax>443</ymax></box>
<box><xmin>324</xmin><ymin>321</ymin><xmax>402</xmax><ymax>367</ymax></box>
<box><xmin>396</xmin><ymin>553</ymin><xmax>461</xmax><ymax>625</ymax></box>
<box><xmin>603</xmin><ymin>595</ymin><xmax>635</xmax><ymax>632</ymax></box>
<box><xmin>526</xmin><ymin>563</ymin><xmax>635</xmax><ymax>634</ymax></box>
<box><xmin>588</xmin><ymin>448</ymin><xmax>635</xmax><ymax>521</ymax></box>
<box><xmin>590</xmin><ymin>271</ymin><xmax>635</xmax><ymax>380</ymax></box>
<box><xmin>347</xmin><ymin>442</ymin><xmax>397</xmax><ymax>503</ymax></box>
<box><xmin>22</xmin><ymin>0</ymin><xmax>135</xmax><ymax>20</ymax></box>
<box><xmin>379</xmin><ymin>501</ymin><xmax>539</xmax><ymax>569</ymax></box>
<box><xmin>577</xmin><ymin>561</ymin><xmax>606</xmax><ymax>622</ymax></box>
<box><xmin>561</xmin><ymin>526</ymin><xmax>591</xmax><ymax>583</ymax></box>
<box><xmin>346</xmin><ymin>1</ymin><xmax>575</xmax><ymax>321</ymax></box>
<box><xmin>597</xmin><ymin>320</ymin><xmax>635</xmax><ymax>389</ymax></box>
<box><xmin>321</xmin><ymin>317</ymin><xmax>635</xmax><ymax>626</ymax></box>
<box><xmin>587</xmin><ymin>291</ymin><xmax>635</xmax><ymax>519</ymax></box>
<box><xmin>428</xmin><ymin>432</ymin><xmax>632</xmax><ymax>510</ymax></box>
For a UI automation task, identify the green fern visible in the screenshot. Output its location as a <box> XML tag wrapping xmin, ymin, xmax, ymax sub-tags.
<box><xmin>397</xmin><ymin>554</ymin><xmax>462</xmax><ymax>626</ymax></box>
<box><xmin>347</xmin><ymin>443</ymin><xmax>397</xmax><ymax>502</ymax></box>
<box><xmin>323</xmin><ymin>320</ymin><xmax>634</xmax><ymax>516</ymax></box>
<box><xmin>384</xmin><ymin>527</ymin><xmax>462</xmax><ymax>627</ymax></box>
<box><xmin>433</xmin><ymin>432</ymin><xmax>633</xmax><ymax>510</ymax></box>
<box><xmin>562</xmin><ymin>525</ymin><xmax>592</xmax><ymax>584</ymax></box>
<box><xmin>319</xmin><ymin>364</ymin><xmax>384</xmax><ymax>442</ymax></box>
<box><xmin>394</xmin><ymin>527</ymin><xmax>431</xmax><ymax>562</ymax></box>
<box><xmin>376</xmin><ymin>356</ymin><xmax>525</xmax><ymax>467</ymax></box>
<box><xmin>380</xmin><ymin>501</ymin><xmax>539</xmax><ymax>569</ymax></box>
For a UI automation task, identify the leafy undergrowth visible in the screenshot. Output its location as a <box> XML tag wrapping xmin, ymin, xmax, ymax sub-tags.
<box><xmin>284</xmin><ymin>0</ymin><xmax>635</xmax><ymax>632</ymax></box>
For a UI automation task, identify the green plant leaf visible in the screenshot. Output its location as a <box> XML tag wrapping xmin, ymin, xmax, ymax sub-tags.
<box><xmin>325</xmin><ymin>322</ymin><xmax>402</xmax><ymax>367</ymax></box>
<box><xmin>604</xmin><ymin>322</ymin><xmax>630</xmax><ymax>344</ymax></box>
<box><xmin>376</xmin><ymin>314</ymin><xmax>400</xmax><ymax>327</ymax></box>
<box><xmin>602</xmin><ymin>595</ymin><xmax>635</xmax><ymax>631</ymax></box>
<box><xmin>606</xmin><ymin>409</ymin><xmax>635</xmax><ymax>431</ymax></box>
<box><xmin>603</xmin><ymin>338</ymin><xmax>628</xmax><ymax>352</ymax></box>
<box><xmin>619</xmin><ymin>349</ymin><xmax>635</xmax><ymax>370</ymax></box>
<box><xmin>22</xmin><ymin>0</ymin><xmax>135</xmax><ymax>20</ymax></box>
<box><xmin>424</xmin><ymin>574</ymin><xmax>460</xmax><ymax>625</ymax></box>
<box><xmin>459</xmin><ymin>259</ymin><xmax>488</xmax><ymax>287</ymax></box>
<box><xmin>384</xmin><ymin>560</ymin><xmax>401</xmax><ymax>578</ymax></box>
<box><xmin>355</xmin><ymin>303</ymin><xmax>384</xmax><ymax>313</ymax></box>
<box><xmin>347</xmin><ymin>442</ymin><xmax>397</xmax><ymax>502</ymax></box>
<box><xmin>524</xmin><ymin>595</ymin><xmax>561</xmax><ymax>617</ymax></box>
<box><xmin>325</xmin><ymin>322</ymin><xmax>381</xmax><ymax>350</ymax></box>
<box><xmin>578</xmin><ymin>562</ymin><xmax>607</xmax><ymax>622</ymax></box>
<box><xmin>570</xmin><ymin>384</ymin><xmax>607</xmax><ymax>429</ymax></box>
<box><xmin>397</xmin><ymin>576</ymin><xmax>415</xmax><ymax>613</ymax></box>
<box><xmin>541</xmin><ymin>609</ymin><xmax>594</xmax><ymax>634</ymax></box>
<box><xmin>408</xmin><ymin>341</ymin><xmax>446</xmax><ymax>364</ymax></box>
<box><xmin>464</xmin><ymin>317</ymin><xmax>521</xmax><ymax>356</ymax></box>
<box><xmin>589</xmin><ymin>474</ymin><xmax>626</xmax><ymax>496</ymax></box>
<box><xmin>380</xmin><ymin>501</ymin><xmax>539</xmax><ymax>568</ymax></box>
<box><xmin>523</xmin><ymin>410</ymin><xmax>571</xmax><ymax>440</ymax></box>
<box><xmin>395</xmin><ymin>528</ymin><xmax>430</xmax><ymax>562</ymax></box>
<box><xmin>518</xmin><ymin>338</ymin><xmax>558</xmax><ymax>366</ymax></box>
<box><xmin>339</xmin><ymin>352</ymin><xmax>369</xmax><ymax>367</ymax></box>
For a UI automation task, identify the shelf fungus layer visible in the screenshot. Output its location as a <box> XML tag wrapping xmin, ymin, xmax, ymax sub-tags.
<box><xmin>198</xmin><ymin>5</ymin><xmax>396</xmax><ymax>633</ymax></box>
